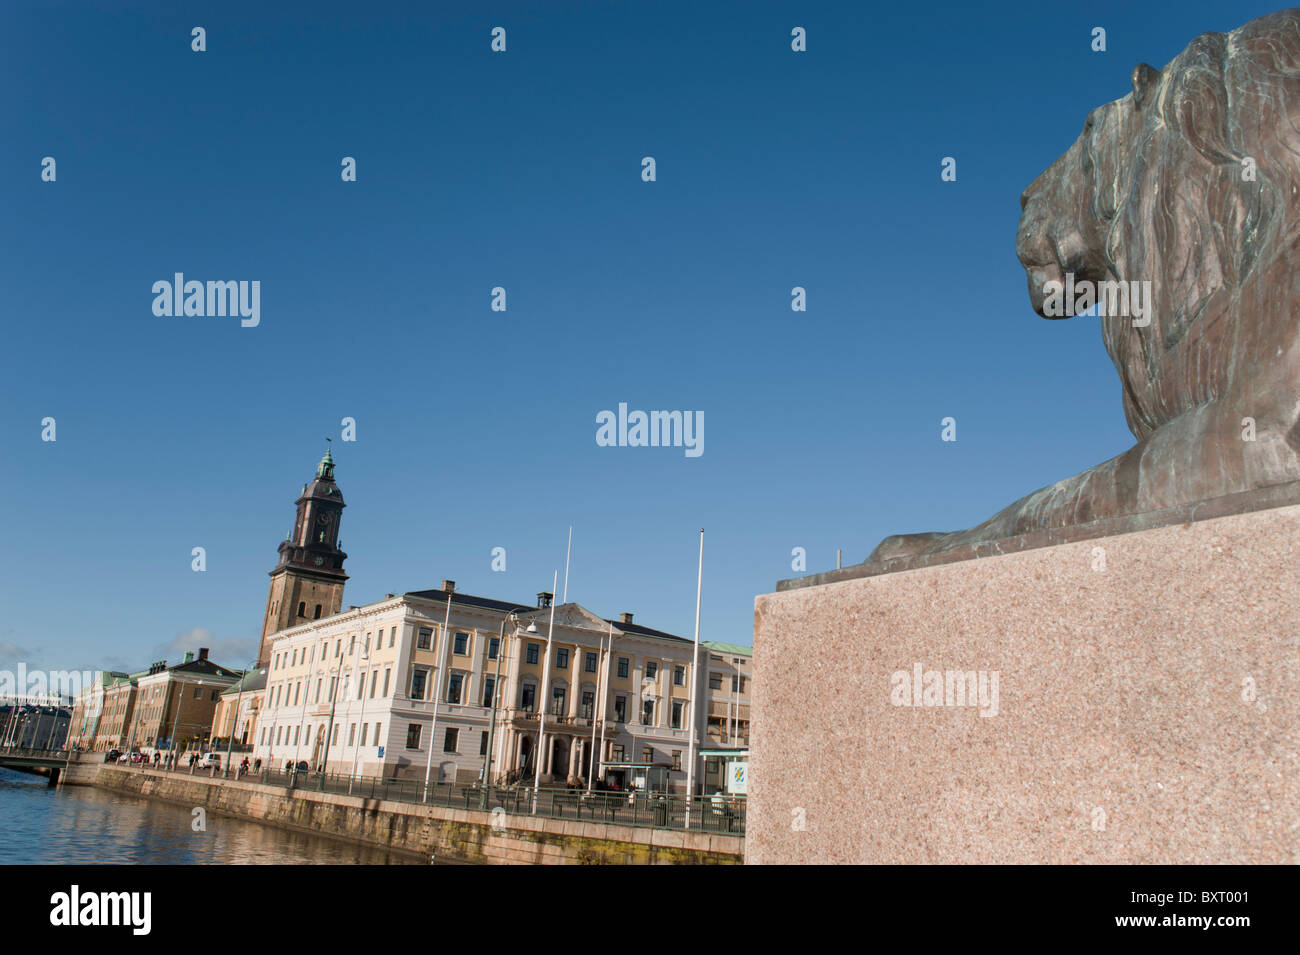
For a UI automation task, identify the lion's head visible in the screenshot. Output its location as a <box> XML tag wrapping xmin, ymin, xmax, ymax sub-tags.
<box><xmin>1016</xmin><ymin>9</ymin><xmax>1300</xmax><ymax>441</ymax></box>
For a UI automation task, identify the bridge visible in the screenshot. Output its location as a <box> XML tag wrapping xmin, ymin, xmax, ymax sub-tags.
<box><xmin>0</xmin><ymin>745</ymin><xmax>76</xmax><ymax>786</ymax></box>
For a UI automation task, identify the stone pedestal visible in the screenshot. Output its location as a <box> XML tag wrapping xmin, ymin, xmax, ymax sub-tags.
<box><xmin>749</xmin><ymin>500</ymin><xmax>1300</xmax><ymax>864</ymax></box>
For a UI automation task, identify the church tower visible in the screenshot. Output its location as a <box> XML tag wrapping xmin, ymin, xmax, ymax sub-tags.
<box><xmin>257</xmin><ymin>446</ymin><xmax>349</xmax><ymax>666</ymax></box>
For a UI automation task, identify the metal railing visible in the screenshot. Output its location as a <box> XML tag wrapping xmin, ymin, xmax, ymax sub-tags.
<box><xmin>116</xmin><ymin>760</ymin><xmax>745</xmax><ymax>834</ymax></box>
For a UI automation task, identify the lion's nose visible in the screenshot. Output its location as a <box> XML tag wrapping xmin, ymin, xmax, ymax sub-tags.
<box><xmin>1020</xmin><ymin>189</ymin><xmax>1031</xmax><ymax>212</ymax></box>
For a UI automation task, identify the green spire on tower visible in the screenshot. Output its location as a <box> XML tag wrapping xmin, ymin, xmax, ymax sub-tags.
<box><xmin>317</xmin><ymin>439</ymin><xmax>335</xmax><ymax>480</ymax></box>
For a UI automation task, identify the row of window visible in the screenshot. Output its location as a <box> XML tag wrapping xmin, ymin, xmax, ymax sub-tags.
<box><xmin>266</xmin><ymin>665</ymin><xmax>395</xmax><ymax>710</ymax></box>
<box><xmin>260</xmin><ymin>719</ymin><xmax>384</xmax><ymax>750</ymax></box>
<box><xmin>271</xmin><ymin>627</ymin><xmax>401</xmax><ymax>674</ymax></box>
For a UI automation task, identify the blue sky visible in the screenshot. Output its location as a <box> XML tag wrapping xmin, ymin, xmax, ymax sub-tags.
<box><xmin>0</xmin><ymin>0</ymin><xmax>1278</xmax><ymax>673</ymax></box>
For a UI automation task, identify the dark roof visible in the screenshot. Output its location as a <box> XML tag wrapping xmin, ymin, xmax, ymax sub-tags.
<box><xmin>404</xmin><ymin>588</ymin><xmax>541</xmax><ymax>616</ymax></box>
<box><xmin>171</xmin><ymin>658</ymin><xmax>241</xmax><ymax>679</ymax></box>
<box><xmin>604</xmin><ymin>619</ymin><xmax>691</xmax><ymax>644</ymax></box>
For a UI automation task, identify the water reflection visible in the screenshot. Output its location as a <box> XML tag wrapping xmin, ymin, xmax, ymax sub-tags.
<box><xmin>0</xmin><ymin>768</ymin><xmax>426</xmax><ymax>865</ymax></box>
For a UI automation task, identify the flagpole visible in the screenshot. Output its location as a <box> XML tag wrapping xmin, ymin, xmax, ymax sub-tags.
<box><xmin>586</xmin><ymin>621</ymin><xmax>611</xmax><ymax>792</ymax></box>
<box><xmin>422</xmin><ymin>594</ymin><xmax>454</xmax><ymax>802</ymax></box>
<box><xmin>562</xmin><ymin>524</ymin><xmax>573</xmax><ymax>604</ymax></box>
<box><xmin>685</xmin><ymin>529</ymin><xmax>704</xmax><ymax>827</ymax></box>
<box><xmin>532</xmin><ymin>570</ymin><xmax>559</xmax><ymax>812</ymax></box>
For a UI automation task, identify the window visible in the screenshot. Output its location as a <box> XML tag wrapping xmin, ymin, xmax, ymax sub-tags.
<box><xmin>488</xmin><ymin>637</ymin><xmax>500</xmax><ymax>661</ymax></box>
<box><xmin>291</xmin><ymin>649</ymin><xmax>297</xmax><ymax>667</ymax></box>
<box><xmin>406</xmin><ymin>724</ymin><xmax>422</xmax><ymax>749</ymax></box>
<box><xmin>370</xmin><ymin>671</ymin><xmax>377</xmax><ymax>699</ymax></box>
<box><xmin>617</xmin><ymin>657</ymin><xmax>629</xmax><ymax>679</ymax></box>
<box><xmin>584</xmin><ymin>652</ymin><xmax>598</xmax><ymax>673</ymax></box>
<box><xmin>453</xmin><ymin>632</ymin><xmax>468</xmax><ymax>655</ymax></box>
<box><xmin>389</xmin><ymin>627</ymin><xmax>396</xmax><ymax>648</ymax></box>
<box><xmin>482</xmin><ymin>677</ymin><xmax>496</xmax><ymax>708</ymax></box>
<box><xmin>297</xmin><ymin>601</ymin><xmax>306</xmax><ymax>617</ymax></box>
<box><xmin>520</xmin><ymin>682</ymin><xmax>536</xmax><ymax>711</ymax></box>
<box><xmin>332</xmin><ymin>724</ymin><xmax>340</xmax><ymax>744</ymax></box>
<box><xmin>731</xmin><ymin>675</ymin><xmax>746</xmax><ymax>693</ymax></box>
<box><xmin>192</xmin><ymin>686</ymin><xmax>201</xmax><ymax>699</ymax></box>
<box><xmin>443</xmin><ymin>727</ymin><xmax>459</xmax><ymax>753</ymax></box>
<box><xmin>211</xmin><ymin>689</ymin><xmax>219</xmax><ymax>701</ymax></box>
<box><xmin>551</xmin><ymin>686</ymin><xmax>566</xmax><ymax>716</ymax></box>
<box><xmin>556</xmin><ymin>648</ymin><xmax>569</xmax><ymax>669</ymax></box>
<box><xmin>417</xmin><ymin>628</ymin><xmax>432</xmax><ymax>650</ymax></box>
<box><xmin>293</xmin><ymin>683</ymin><xmax>300</xmax><ymax>705</ymax></box>
<box><xmin>348</xmin><ymin>723</ymin><xmax>356</xmax><ymax>745</ymax></box>
<box><xmin>382</xmin><ymin>668</ymin><xmax>391</xmax><ymax>697</ymax></box>
<box><xmin>479</xmin><ymin>731</ymin><xmax>488</xmax><ymax>756</ymax></box>
<box><xmin>360</xmin><ymin>723</ymin><xmax>368</xmax><ymax>746</ymax></box>
<box><xmin>672</xmin><ymin>750</ymin><xmax>682</xmax><ymax>771</ymax></box>
<box><xmin>356</xmin><ymin>673</ymin><xmax>365</xmax><ymax>699</ymax></box>
<box><xmin>671</xmin><ymin>700</ymin><xmax>684</xmax><ymax>729</ymax></box>
<box><xmin>276</xmin><ymin>726</ymin><xmax>283</xmax><ymax>744</ymax></box>
<box><xmin>314</xmin><ymin>604</ymin><xmax>322</xmax><ymax>619</ymax></box>
<box><xmin>614</xmin><ymin>695</ymin><xmax>627</xmax><ymax>722</ymax></box>
<box><xmin>410</xmin><ymin>668</ymin><xmax>429</xmax><ymax>701</ymax></box>
<box><xmin>673</xmin><ymin>665</ymin><xmax>685</xmax><ymax>686</ymax></box>
<box><xmin>373</xmin><ymin>722</ymin><xmax>381</xmax><ymax>744</ymax></box>
<box><xmin>709</xmin><ymin>672</ymin><xmax>723</xmax><ymax>691</ymax></box>
<box><xmin>447</xmin><ymin>673</ymin><xmax>463</xmax><ymax>705</ymax></box>
<box><xmin>526</xmin><ymin>643</ymin><xmax>539</xmax><ymax>665</ymax></box>
<box><xmin>641</xmin><ymin>746</ymin><xmax>653</xmax><ymax>764</ymax></box>
<box><xmin>611</xmin><ymin>744</ymin><xmax>625</xmax><ymax>762</ymax></box>
<box><xmin>641</xmin><ymin>699</ymin><xmax>655</xmax><ymax>725</ymax></box>
<box><xmin>645</xmin><ymin>662</ymin><xmax>658</xmax><ymax>679</ymax></box>
<box><xmin>315</xmin><ymin>678</ymin><xmax>322</xmax><ymax>703</ymax></box>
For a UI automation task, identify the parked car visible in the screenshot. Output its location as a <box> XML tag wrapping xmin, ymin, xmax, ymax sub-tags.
<box><xmin>117</xmin><ymin>752</ymin><xmax>132</xmax><ymax>763</ymax></box>
<box><xmin>198</xmin><ymin>752</ymin><xmax>222</xmax><ymax>769</ymax></box>
<box><xmin>105</xmin><ymin>749</ymin><xmax>121</xmax><ymax>763</ymax></box>
<box><xmin>130</xmin><ymin>752</ymin><xmax>145</xmax><ymax>764</ymax></box>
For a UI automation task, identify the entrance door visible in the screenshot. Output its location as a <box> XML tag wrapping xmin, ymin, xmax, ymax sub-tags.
<box><xmin>551</xmin><ymin>738</ymin><xmax>569</xmax><ymax>782</ymax></box>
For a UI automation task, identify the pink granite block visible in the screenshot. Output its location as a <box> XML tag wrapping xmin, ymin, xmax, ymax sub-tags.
<box><xmin>750</xmin><ymin>505</ymin><xmax>1300</xmax><ymax>864</ymax></box>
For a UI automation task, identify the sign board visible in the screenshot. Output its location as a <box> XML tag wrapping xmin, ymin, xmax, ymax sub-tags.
<box><xmin>726</xmin><ymin>760</ymin><xmax>748</xmax><ymax>795</ymax></box>
<box><xmin>377</xmin><ymin>746</ymin><xmax>385</xmax><ymax>758</ymax></box>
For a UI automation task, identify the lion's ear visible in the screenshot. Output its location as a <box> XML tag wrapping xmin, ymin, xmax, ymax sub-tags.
<box><xmin>1131</xmin><ymin>63</ymin><xmax>1161</xmax><ymax>109</ymax></box>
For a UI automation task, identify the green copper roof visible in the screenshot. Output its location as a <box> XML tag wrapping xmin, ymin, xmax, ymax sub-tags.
<box><xmin>701</xmin><ymin>641</ymin><xmax>753</xmax><ymax>657</ymax></box>
<box><xmin>317</xmin><ymin>445</ymin><xmax>335</xmax><ymax>479</ymax></box>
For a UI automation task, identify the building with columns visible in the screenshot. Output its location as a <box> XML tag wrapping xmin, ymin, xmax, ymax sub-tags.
<box><xmin>245</xmin><ymin>448</ymin><xmax>749</xmax><ymax>794</ymax></box>
<box><xmin>251</xmin><ymin>582</ymin><xmax>721</xmax><ymax>792</ymax></box>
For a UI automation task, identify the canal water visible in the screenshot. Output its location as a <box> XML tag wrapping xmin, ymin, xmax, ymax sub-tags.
<box><xmin>0</xmin><ymin>767</ymin><xmax>426</xmax><ymax>864</ymax></box>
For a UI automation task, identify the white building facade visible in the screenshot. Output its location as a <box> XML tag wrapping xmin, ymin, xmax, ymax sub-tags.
<box><xmin>251</xmin><ymin>581</ymin><xmax>720</xmax><ymax>792</ymax></box>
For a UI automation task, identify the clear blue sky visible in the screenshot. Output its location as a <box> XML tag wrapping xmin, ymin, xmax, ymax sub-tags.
<box><xmin>0</xmin><ymin>0</ymin><xmax>1276</xmax><ymax>674</ymax></box>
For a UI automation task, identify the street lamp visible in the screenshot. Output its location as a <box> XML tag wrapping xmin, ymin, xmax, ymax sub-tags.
<box><xmin>167</xmin><ymin>679</ymin><xmax>202</xmax><ymax>769</ymax></box>
<box><xmin>480</xmin><ymin>609</ymin><xmax>539</xmax><ymax>790</ymax></box>
<box><xmin>586</xmin><ymin>623</ymin><xmax>615</xmax><ymax>792</ymax></box>
<box><xmin>318</xmin><ymin>664</ymin><xmax>347</xmax><ymax>782</ymax></box>
<box><xmin>225</xmin><ymin>662</ymin><xmax>260</xmax><ymax>777</ymax></box>
<box><xmin>347</xmin><ymin>640</ymin><xmax>372</xmax><ymax>794</ymax></box>
<box><xmin>532</xmin><ymin>572</ymin><xmax>559</xmax><ymax>812</ymax></box>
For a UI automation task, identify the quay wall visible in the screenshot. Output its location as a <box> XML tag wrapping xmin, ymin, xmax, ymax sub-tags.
<box><xmin>90</xmin><ymin>765</ymin><xmax>743</xmax><ymax>865</ymax></box>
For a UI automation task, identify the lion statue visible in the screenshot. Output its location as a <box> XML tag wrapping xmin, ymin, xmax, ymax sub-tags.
<box><xmin>872</xmin><ymin>8</ymin><xmax>1300</xmax><ymax>562</ymax></box>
